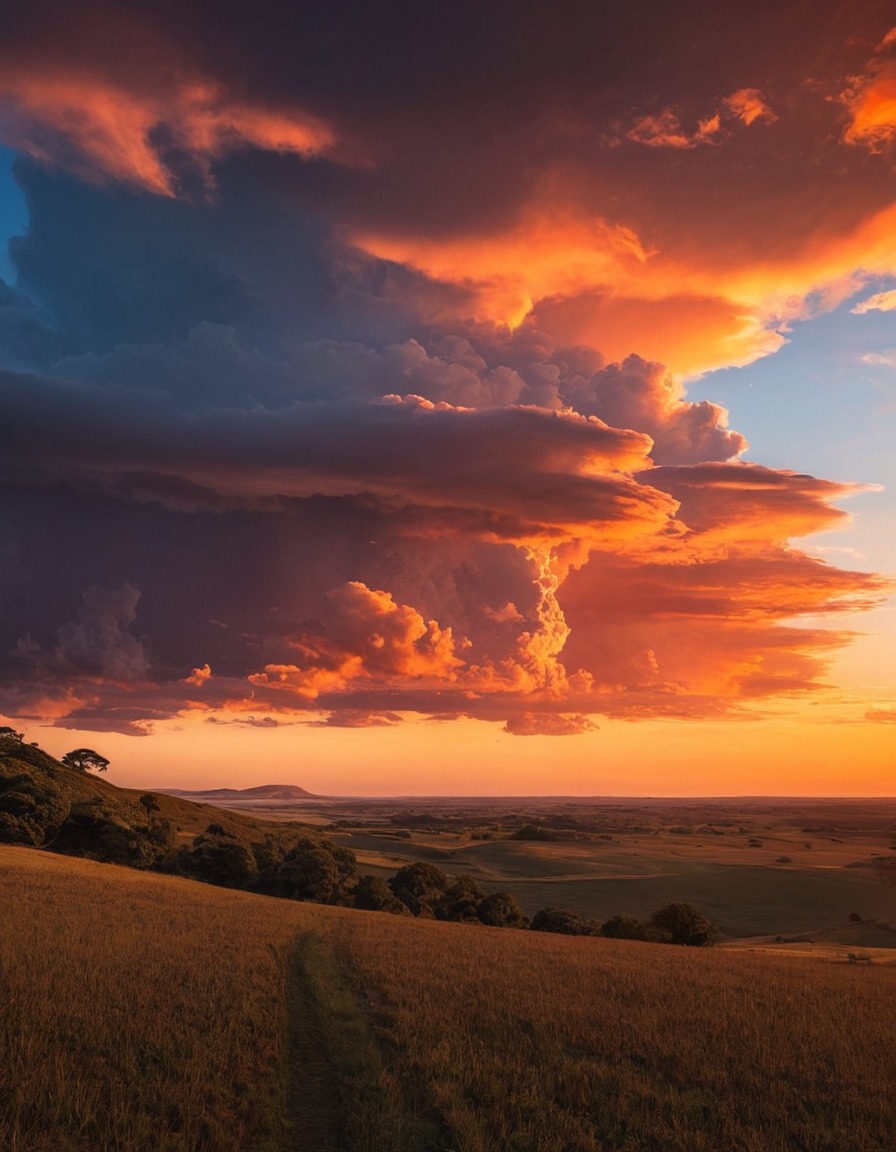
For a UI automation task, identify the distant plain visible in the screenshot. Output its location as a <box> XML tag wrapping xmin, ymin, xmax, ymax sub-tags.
<box><xmin>169</xmin><ymin>793</ymin><xmax>896</xmax><ymax>946</ymax></box>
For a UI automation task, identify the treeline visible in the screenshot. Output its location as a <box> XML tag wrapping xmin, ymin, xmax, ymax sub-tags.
<box><xmin>0</xmin><ymin>732</ymin><xmax>715</xmax><ymax>945</ymax></box>
<box><xmin>164</xmin><ymin>827</ymin><xmax>717</xmax><ymax>944</ymax></box>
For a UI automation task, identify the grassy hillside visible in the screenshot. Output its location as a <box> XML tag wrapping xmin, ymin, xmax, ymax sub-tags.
<box><xmin>0</xmin><ymin>732</ymin><xmax>293</xmax><ymax>850</ymax></box>
<box><xmin>2</xmin><ymin>845</ymin><xmax>894</xmax><ymax>1152</ymax></box>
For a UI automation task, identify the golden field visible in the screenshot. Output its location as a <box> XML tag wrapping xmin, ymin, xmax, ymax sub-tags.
<box><xmin>2</xmin><ymin>843</ymin><xmax>895</xmax><ymax>1152</ymax></box>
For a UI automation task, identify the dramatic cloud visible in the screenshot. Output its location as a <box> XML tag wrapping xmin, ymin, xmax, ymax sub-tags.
<box><xmin>0</xmin><ymin>70</ymin><xmax>334</xmax><ymax>195</ymax></box>
<box><xmin>0</xmin><ymin>0</ymin><xmax>892</xmax><ymax>740</ymax></box>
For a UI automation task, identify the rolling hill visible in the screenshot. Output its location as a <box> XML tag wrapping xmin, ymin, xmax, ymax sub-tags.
<box><xmin>2</xmin><ymin>843</ymin><xmax>895</xmax><ymax>1152</ymax></box>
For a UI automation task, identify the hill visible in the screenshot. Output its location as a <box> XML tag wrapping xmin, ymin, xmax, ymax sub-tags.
<box><xmin>0</xmin><ymin>733</ymin><xmax>358</xmax><ymax>899</ymax></box>
<box><xmin>2</xmin><ymin>844</ymin><xmax>895</xmax><ymax>1152</ymax></box>
<box><xmin>162</xmin><ymin>783</ymin><xmax>321</xmax><ymax>800</ymax></box>
<box><xmin>0</xmin><ymin>732</ymin><xmax>286</xmax><ymax>856</ymax></box>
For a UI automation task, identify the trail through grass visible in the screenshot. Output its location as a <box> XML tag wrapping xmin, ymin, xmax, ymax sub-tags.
<box><xmin>3</xmin><ymin>845</ymin><xmax>895</xmax><ymax>1151</ymax></box>
<box><xmin>285</xmin><ymin>943</ymin><xmax>339</xmax><ymax>1152</ymax></box>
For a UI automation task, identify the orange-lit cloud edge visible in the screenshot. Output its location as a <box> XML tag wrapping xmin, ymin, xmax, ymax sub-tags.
<box><xmin>0</xmin><ymin>25</ymin><xmax>894</xmax><ymax>790</ymax></box>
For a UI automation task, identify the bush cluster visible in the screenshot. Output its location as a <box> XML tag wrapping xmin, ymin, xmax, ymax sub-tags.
<box><xmin>0</xmin><ymin>733</ymin><xmax>716</xmax><ymax>944</ymax></box>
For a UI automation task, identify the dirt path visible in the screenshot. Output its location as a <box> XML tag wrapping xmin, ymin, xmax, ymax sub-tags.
<box><xmin>286</xmin><ymin>949</ymin><xmax>341</xmax><ymax>1152</ymax></box>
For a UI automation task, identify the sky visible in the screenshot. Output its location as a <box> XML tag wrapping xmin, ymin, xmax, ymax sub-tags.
<box><xmin>0</xmin><ymin>0</ymin><xmax>894</xmax><ymax>795</ymax></box>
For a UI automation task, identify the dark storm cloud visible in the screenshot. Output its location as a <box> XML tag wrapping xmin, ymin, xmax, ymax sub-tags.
<box><xmin>0</xmin><ymin>1</ymin><xmax>891</xmax><ymax>736</ymax></box>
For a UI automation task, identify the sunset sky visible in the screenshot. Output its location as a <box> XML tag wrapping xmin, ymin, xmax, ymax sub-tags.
<box><xmin>0</xmin><ymin>1</ymin><xmax>894</xmax><ymax>794</ymax></box>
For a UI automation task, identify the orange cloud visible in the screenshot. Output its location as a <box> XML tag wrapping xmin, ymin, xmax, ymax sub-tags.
<box><xmin>625</xmin><ymin>89</ymin><xmax>775</xmax><ymax>148</ymax></box>
<box><xmin>249</xmin><ymin>582</ymin><xmax>464</xmax><ymax>699</ymax></box>
<box><xmin>184</xmin><ymin>663</ymin><xmax>212</xmax><ymax>687</ymax></box>
<box><xmin>349</xmin><ymin>177</ymin><xmax>896</xmax><ymax>379</ymax></box>
<box><xmin>0</xmin><ymin>71</ymin><xmax>334</xmax><ymax>194</ymax></box>
<box><xmin>351</xmin><ymin>202</ymin><xmax>651</xmax><ymax>328</ymax></box>
<box><xmin>530</xmin><ymin>291</ymin><xmax>785</xmax><ymax>380</ymax></box>
<box><xmin>722</xmin><ymin>88</ymin><xmax>777</xmax><ymax>126</ymax></box>
<box><xmin>626</xmin><ymin>109</ymin><xmax>723</xmax><ymax>149</ymax></box>
<box><xmin>503</xmin><ymin>712</ymin><xmax>597</xmax><ymax>736</ymax></box>
<box><xmin>842</xmin><ymin>27</ymin><xmax>896</xmax><ymax>151</ymax></box>
<box><xmin>644</xmin><ymin>463</ymin><xmax>865</xmax><ymax>557</ymax></box>
<box><xmin>559</xmin><ymin>550</ymin><xmax>887</xmax><ymax>715</ymax></box>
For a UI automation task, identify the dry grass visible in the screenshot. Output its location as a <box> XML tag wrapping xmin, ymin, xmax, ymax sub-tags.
<box><xmin>0</xmin><ymin>846</ymin><xmax>302</xmax><ymax>1152</ymax></box>
<box><xmin>320</xmin><ymin>913</ymin><xmax>896</xmax><ymax>1152</ymax></box>
<box><xmin>3</xmin><ymin>844</ymin><xmax>895</xmax><ymax>1152</ymax></box>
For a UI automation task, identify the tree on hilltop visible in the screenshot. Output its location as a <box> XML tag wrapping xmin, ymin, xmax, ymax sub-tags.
<box><xmin>61</xmin><ymin>748</ymin><xmax>110</xmax><ymax>774</ymax></box>
<box><xmin>0</xmin><ymin>726</ymin><xmax>24</xmax><ymax>742</ymax></box>
<box><xmin>138</xmin><ymin>793</ymin><xmax>160</xmax><ymax>817</ymax></box>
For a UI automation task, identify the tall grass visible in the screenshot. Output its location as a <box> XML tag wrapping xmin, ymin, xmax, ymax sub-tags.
<box><xmin>321</xmin><ymin>913</ymin><xmax>896</xmax><ymax>1152</ymax></box>
<box><xmin>0</xmin><ymin>847</ymin><xmax>300</xmax><ymax>1152</ymax></box>
<box><xmin>3</xmin><ymin>844</ymin><xmax>894</xmax><ymax>1152</ymax></box>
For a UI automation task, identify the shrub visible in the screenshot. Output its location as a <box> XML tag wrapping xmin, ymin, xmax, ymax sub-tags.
<box><xmin>175</xmin><ymin>833</ymin><xmax>259</xmax><ymax>888</ymax></box>
<box><xmin>477</xmin><ymin>891</ymin><xmax>528</xmax><ymax>928</ymax></box>
<box><xmin>0</xmin><ymin>775</ymin><xmax>71</xmax><ymax>846</ymax></box>
<box><xmin>440</xmin><ymin>875</ymin><xmax>486</xmax><ymax>922</ymax></box>
<box><xmin>510</xmin><ymin>823</ymin><xmax>557</xmax><ymax>841</ymax></box>
<box><xmin>354</xmin><ymin>875</ymin><xmax>412</xmax><ymax>916</ymax></box>
<box><xmin>530</xmin><ymin>907</ymin><xmax>590</xmax><ymax>936</ymax></box>
<box><xmin>649</xmin><ymin>902</ymin><xmax>717</xmax><ymax>946</ymax></box>
<box><xmin>258</xmin><ymin>837</ymin><xmax>357</xmax><ymax>904</ymax></box>
<box><xmin>600</xmin><ymin>914</ymin><xmax>653</xmax><ymax>941</ymax></box>
<box><xmin>388</xmin><ymin>862</ymin><xmax>452</xmax><ymax>916</ymax></box>
<box><xmin>53</xmin><ymin>798</ymin><xmax>175</xmax><ymax>868</ymax></box>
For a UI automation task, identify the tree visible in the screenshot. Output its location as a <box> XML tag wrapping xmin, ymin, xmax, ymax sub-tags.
<box><xmin>439</xmin><ymin>875</ymin><xmax>486</xmax><ymax>922</ymax></box>
<box><xmin>0</xmin><ymin>726</ymin><xmax>24</xmax><ymax>742</ymax></box>
<box><xmin>259</xmin><ymin>836</ymin><xmax>357</xmax><ymax>904</ymax></box>
<box><xmin>176</xmin><ymin>832</ymin><xmax>259</xmax><ymax>889</ymax></box>
<box><xmin>477</xmin><ymin>891</ymin><xmax>528</xmax><ymax>928</ymax></box>
<box><xmin>530</xmin><ymin>907</ymin><xmax>588</xmax><ymax>935</ymax></box>
<box><xmin>388</xmin><ymin>861</ymin><xmax>452</xmax><ymax>916</ymax></box>
<box><xmin>61</xmin><ymin>748</ymin><xmax>110</xmax><ymax>773</ymax></box>
<box><xmin>354</xmin><ymin>875</ymin><xmax>412</xmax><ymax>915</ymax></box>
<box><xmin>599</xmin><ymin>913</ymin><xmax>653</xmax><ymax>941</ymax></box>
<box><xmin>138</xmin><ymin>793</ymin><xmax>161</xmax><ymax>818</ymax></box>
<box><xmin>649</xmin><ymin>902</ymin><xmax>716</xmax><ymax>946</ymax></box>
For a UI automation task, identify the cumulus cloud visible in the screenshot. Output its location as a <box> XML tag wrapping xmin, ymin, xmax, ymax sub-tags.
<box><xmin>249</xmin><ymin>582</ymin><xmax>463</xmax><ymax>699</ymax></box>
<box><xmin>15</xmin><ymin>582</ymin><xmax>150</xmax><ymax>681</ymax></box>
<box><xmin>722</xmin><ymin>88</ymin><xmax>777</xmax><ymax>127</ymax></box>
<box><xmin>0</xmin><ymin>1</ymin><xmax>891</xmax><ymax>741</ymax></box>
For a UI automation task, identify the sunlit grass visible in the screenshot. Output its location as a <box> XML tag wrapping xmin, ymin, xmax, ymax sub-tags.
<box><xmin>0</xmin><ymin>847</ymin><xmax>300</xmax><ymax>1152</ymax></box>
<box><xmin>3</xmin><ymin>844</ymin><xmax>895</xmax><ymax>1152</ymax></box>
<box><xmin>320</xmin><ymin>912</ymin><xmax>896</xmax><ymax>1152</ymax></box>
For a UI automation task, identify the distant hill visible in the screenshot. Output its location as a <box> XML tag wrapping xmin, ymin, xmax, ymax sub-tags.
<box><xmin>161</xmin><ymin>783</ymin><xmax>321</xmax><ymax>800</ymax></box>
